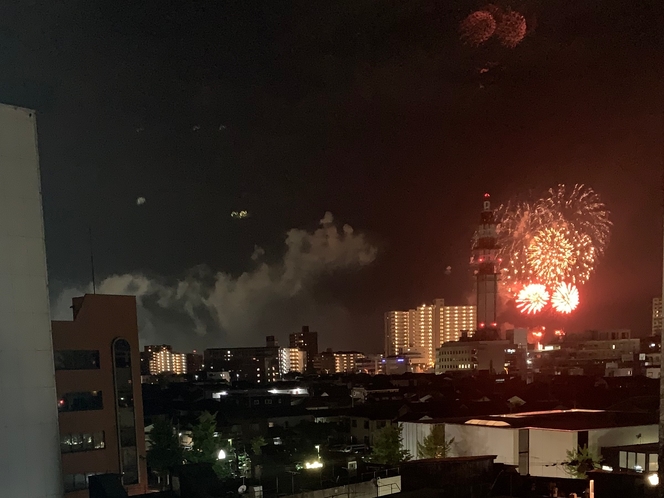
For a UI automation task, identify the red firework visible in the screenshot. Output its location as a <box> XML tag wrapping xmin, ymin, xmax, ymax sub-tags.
<box><xmin>459</xmin><ymin>11</ymin><xmax>497</xmax><ymax>47</ymax></box>
<box><xmin>495</xmin><ymin>10</ymin><xmax>527</xmax><ymax>48</ymax></box>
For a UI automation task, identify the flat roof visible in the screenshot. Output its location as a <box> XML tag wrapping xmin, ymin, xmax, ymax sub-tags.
<box><xmin>444</xmin><ymin>409</ymin><xmax>657</xmax><ymax>431</ymax></box>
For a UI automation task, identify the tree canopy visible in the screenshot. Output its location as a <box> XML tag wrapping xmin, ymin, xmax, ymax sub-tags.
<box><xmin>369</xmin><ymin>424</ymin><xmax>411</xmax><ymax>466</ymax></box>
<box><xmin>417</xmin><ymin>425</ymin><xmax>454</xmax><ymax>459</ymax></box>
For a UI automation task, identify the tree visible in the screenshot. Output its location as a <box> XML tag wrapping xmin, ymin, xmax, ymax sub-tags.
<box><xmin>146</xmin><ymin>417</ymin><xmax>184</xmax><ymax>487</ymax></box>
<box><xmin>369</xmin><ymin>424</ymin><xmax>411</xmax><ymax>466</ymax></box>
<box><xmin>251</xmin><ymin>436</ymin><xmax>267</xmax><ymax>456</ymax></box>
<box><xmin>417</xmin><ymin>425</ymin><xmax>454</xmax><ymax>459</ymax></box>
<box><xmin>562</xmin><ymin>445</ymin><xmax>602</xmax><ymax>479</ymax></box>
<box><xmin>185</xmin><ymin>411</ymin><xmax>231</xmax><ymax>478</ymax></box>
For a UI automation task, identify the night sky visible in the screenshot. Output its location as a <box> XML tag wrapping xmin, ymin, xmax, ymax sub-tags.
<box><xmin>4</xmin><ymin>0</ymin><xmax>662</xmax><ymax>351</ymax></box>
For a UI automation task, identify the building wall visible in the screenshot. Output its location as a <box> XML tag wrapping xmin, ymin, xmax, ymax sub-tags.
<box><xmin>349</xmin><ymin>417</ymin><xmax>393</xmax><ymax>446</ymax></box>
<box><xmin>445</xmin><ymin>424</ymin><xmax>518</xmax><ymax>466</ymax></box>
<box><xmin>527</xmin><ymin>429</ymin><xmax>576</xmax><ymax>479</ymax></box>
<box><xmin>589</xmin><ymin>425</ymin><xmax>657</xmax><ymax>454</ymax></box>
<box><xmin>53</xmin><ymin>295</ymin><xmax>148</xmax><ymax>497</ymax></box>
<box><xmin>0</xmin><ymin>104</ymin><xmax>62</xmax><ymax>497</ymax></box>
<box><xmin>400</xmin><ymin>422</ymin><xmax>436</xmax><ymax>460</ymax></box>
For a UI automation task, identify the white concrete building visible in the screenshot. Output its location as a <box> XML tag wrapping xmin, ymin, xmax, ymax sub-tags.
<box><xmin>0</xmin><ymin>104</ymin><xmax>62</xmax><ymax>496</ymax></box>
<box><xmin>400</xmin><ymin>410</ymin><xmax>657</xmax><ymax>479</ymax></box>
<box><xmin>435</xmin><ymin>340</ymin><xmax>509</xmax><ymax>374</ymax></box>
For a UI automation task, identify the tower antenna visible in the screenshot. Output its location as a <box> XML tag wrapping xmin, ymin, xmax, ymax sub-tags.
<box><xmin>89</xmin><ymin>226</ymin><xmax>96</xmax><ymax>294</ymax></box>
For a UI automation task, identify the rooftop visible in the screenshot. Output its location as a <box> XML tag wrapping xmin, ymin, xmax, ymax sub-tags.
<box><xmin>446</xmin><ymin>409</ymin><xmax>657</xmax><ymax>430</ymax></box>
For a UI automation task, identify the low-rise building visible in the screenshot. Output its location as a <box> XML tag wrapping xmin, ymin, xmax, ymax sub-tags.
<box><xmin>401</xmin><ymin>409</ymin><xmax>657</xmax><ymax>479</ymax></box>
<box><xmin>53</xmin><ymin>294</ymin><xmax>148</xmax><ymax>497</ymax></box>
<box><xmin>435</xmin><ymin>340</ymin><xmax>508</xmax><ymax>374</ymax></box>
<box><xmin>204</xmin><ymin>338</ymin><xmax>280</xmax><ymax>384</ymax></box>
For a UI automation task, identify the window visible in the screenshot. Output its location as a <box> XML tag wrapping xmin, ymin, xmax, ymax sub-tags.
<box><xmin>364</xmin><ymin>420</ymin><xmax>369</xmax><ymax>429</ymax></box>
<box><xmin>113</xmin><ymin>338</ymin><xmax>139</xmax><ymax>486</ymax></box>
<box><xmin>60</xmin><ymin>432</ymin><xmax>105</xmax><ymax>453</ymax></box>
<box><xmin>351</xmin><ymin>419</ymin><xmax>357</xmax><ymax>428</ymax></box>
<box><xmin>63</xmin><ymin>473</ymin><xmax>102</xmax><ymax>492</ymax></box>
<box><xmin>55</xmin><ymin>350</ymin><xmax>100</xmax><ymax>370</ymax></box>
<box><xmin>265</xmin><ymin>399</ymin><xmax>272</xmax><ymax>405</ymax></box>
<box><xmin>58</xmin><ymin>391</ymin><xmax>103</xmax><ymax>412</ymax></box>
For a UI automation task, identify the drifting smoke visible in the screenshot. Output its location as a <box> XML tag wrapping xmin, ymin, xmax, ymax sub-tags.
<box><xmin>50</xmin><ymin>212</ymin><xmax>377</xmax><ymax>348</ymax></box>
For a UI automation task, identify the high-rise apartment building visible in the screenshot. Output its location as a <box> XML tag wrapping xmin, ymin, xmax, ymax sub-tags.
<box><xmin>53</xmin><ymin>294</ymin><xmax>148</xmax><ymax>497</ymax></box>
<box><xmin>279</xmin><ymin>347</ymin><xmax>307</xmax><ymax>375</ymax></box>
<box><xmin>143</xmin><ymin>344</ymin><xmax>187</xmax><ymax>375</ymax></box>
<box><xmin>652</xmin><ymin>298</ymin><xmax>662</xmax><ymax>337</ymax></box>
<box><xmin>435</xmin><ymin>300</ymin><xmax>477</xmax><ymax>344</ymax></box>
<box><xmin>412</xmin><ymin>304</ymin><xmax>434</xmax><ymax>366</ymax></box>
<box><xmin>385</xmin><ymin>300</ymin><xmax>476</xmax><ymax>367</ymax></box>
<box><xmin>333</xmin><ymin>351</ymin><xmax>365</xmax><ymax>373</ymax></box>
<box><xmin>384</xmin><ymin>311</ymin><xmax>410</xmax><ymax>357</ymax></box>
<box><xmin>289</xmin><ymin>325</ymin><xmax>319</xmax><ymax>372</ymax></box>
<box><xmin>186</xmin><ymin>352</ymin><xmax>204</xmax><ymax>373</ymax></box>
<box><xmin>0</xmin><ymin>104</ymin><xmax>63</xmax><ymax>497</ymax></box>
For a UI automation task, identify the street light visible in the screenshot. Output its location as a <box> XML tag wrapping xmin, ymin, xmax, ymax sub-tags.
<box><xmin>218</xmin><ymin>449</ymin><xmax>226</xmax><ymax>460</ymax></box>
<box><xmin>648</xmin><ymin>474</ymin><xmax>659</xmax><ymax>487</ymax></box>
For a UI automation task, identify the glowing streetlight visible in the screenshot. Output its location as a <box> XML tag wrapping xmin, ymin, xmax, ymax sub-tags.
<box><xmin>218</xmin><ymin>449</ymin><xmax>226</xmax><ymax>460</ymax></box>
<box><xmin>647</xmin><ymin>473</ymin><xmax>659</xmax><ymax>486</ymax></box>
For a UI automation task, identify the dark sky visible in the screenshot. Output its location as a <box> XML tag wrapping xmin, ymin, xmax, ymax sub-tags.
<box><xmin>4</xmin><ymin>0</ymin><xmax>663</xmax><ymax>351</ymax></box>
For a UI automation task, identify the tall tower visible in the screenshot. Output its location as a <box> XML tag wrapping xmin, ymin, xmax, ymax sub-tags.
<box><xmin>471</xmin><ymin>193</ymin><xmax>500</xmax><ymax>330</ymax></box>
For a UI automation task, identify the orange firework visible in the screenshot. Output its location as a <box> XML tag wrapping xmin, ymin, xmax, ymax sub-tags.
<box><xmin>516</xmin><ymin>283</ymin><xmax>549</xmax><ymax>314</ymax></box>
<box><xmin>494</xmin><ymin>10</ymin><xmax>527</xmax><ymax>48</ymax></box>
<box><xmin>551</xmin><ymin>282</ymin><xmax>580</xmax><ymax>314</ymax></box>
<box><xmin>459</xmin><ymin>11</ymin><xmax>497</xmax><ymax>46</ymax></box>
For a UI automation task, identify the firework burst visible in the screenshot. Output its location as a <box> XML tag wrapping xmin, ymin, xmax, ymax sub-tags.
<box><xmin>551</xmin><ymin>282</ymin><xmax>580</xmax><ymax>314</ymax></box>
<box><xmin>494</xmin><ymin>10</ymin><xmax>527</xmax><ymax>48</ymax></box>
<box><xmin>516</xmin><ymin>283</ymin><xmax>549</xmax><ymax>314</ymax></box>
<box><xmin>491</xmin><ymin>184</ymin><xmax>610</xmax><ymax>315</ymax></box>
<box><xmin>459</xmin><ymin>11</ymin><xmax>497</xmax><ymax>46</ymax></box>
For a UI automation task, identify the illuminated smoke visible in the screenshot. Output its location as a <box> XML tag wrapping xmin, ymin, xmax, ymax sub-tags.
<box><xmin>459</xmin><ymin>11</ymin><xmax>497</xmax><ymax>46</ymax></box>
<box><xmin>50</xmin><ymin>213</ymin><xmax>377</xmax><ymax>348</ymax></box>
<box><xmin>494</xmin><ymin>10</ymin><xmax>527</xmax><ymax>48</ymax></box>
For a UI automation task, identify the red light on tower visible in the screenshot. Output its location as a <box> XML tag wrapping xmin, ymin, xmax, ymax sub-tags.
<box><xmin>479</xmin><ymin>322</ymin><xmax>485</xmax><ymax>328</ymax></box>
<box><xmin>484</xmin><ymin>193</ymin><xmax>490</xmax><ymax>198</ymax></box>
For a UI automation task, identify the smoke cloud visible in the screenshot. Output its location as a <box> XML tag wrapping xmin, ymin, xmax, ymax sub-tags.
<box><xmin>50</xmin><ymin>213</ymin><xmax>377</xmax><ymax>350</ymax></box>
